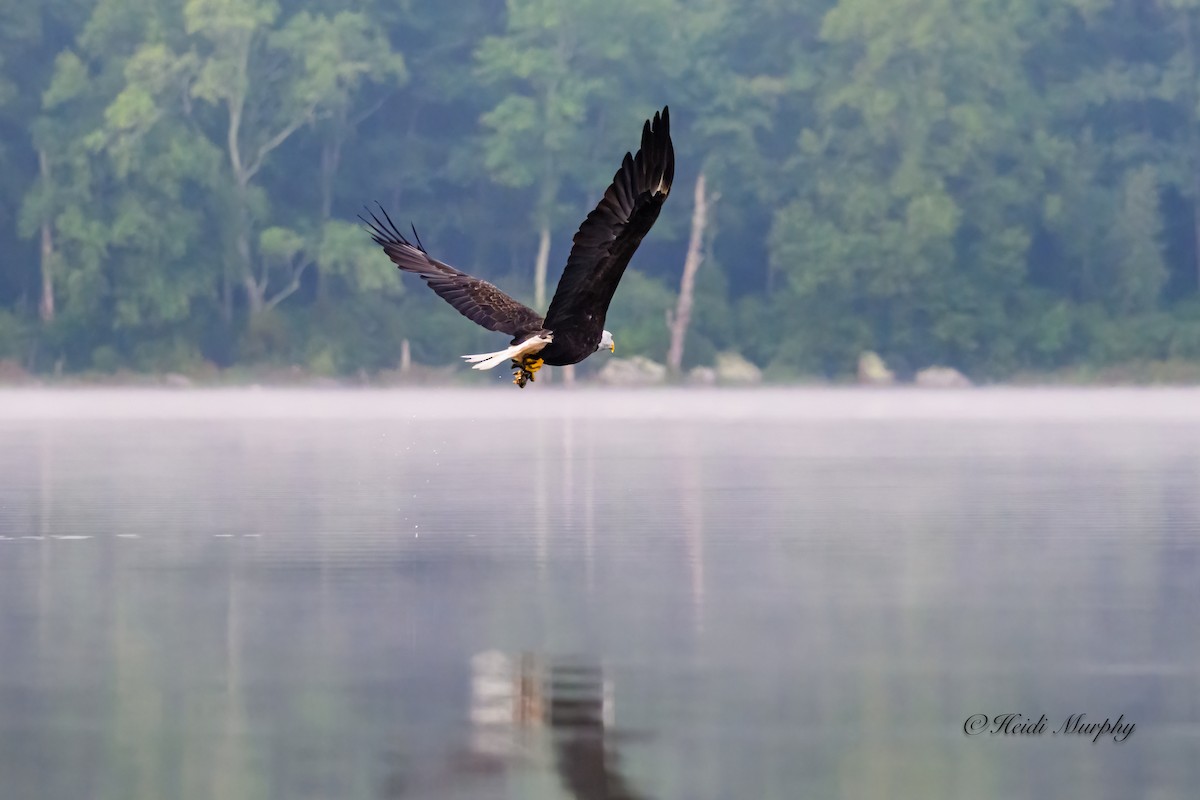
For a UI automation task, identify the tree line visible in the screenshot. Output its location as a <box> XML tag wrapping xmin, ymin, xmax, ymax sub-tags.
<box><xmin>4</xmin><ymin>0</ymin><xmax>1200</xmax><ymax>381</ymax></box>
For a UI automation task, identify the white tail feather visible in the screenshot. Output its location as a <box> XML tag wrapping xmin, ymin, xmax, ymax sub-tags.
<box><xmin>462</xmin><ymin>351</ymin><xmax>502</xmax><ymax>364</ymax></box>
<box><xmin>461</xmin><ymin>334</ymin><xmax>552</xmax><ymax>371</ymax></box>
<box><xmin>461</xmin><ymin>349</ymin><xmax>519</xmax><ymax>370</ymax></box>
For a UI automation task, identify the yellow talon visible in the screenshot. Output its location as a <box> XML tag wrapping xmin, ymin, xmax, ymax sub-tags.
<box><xmin>510</xmin><ymin>356</ymin><xmax>543</xmax><ymax>388</ymax></box>
<box><xmin>512</xmin><ymin>364</ymin><xmax>531</xmax><ymax>388</ymax></box>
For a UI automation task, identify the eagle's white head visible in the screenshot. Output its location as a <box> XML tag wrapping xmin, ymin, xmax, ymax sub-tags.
<box><xmin>598</xmin><ymin>330</ymin><xmax>615</xmax><ymax>354</ymax></box>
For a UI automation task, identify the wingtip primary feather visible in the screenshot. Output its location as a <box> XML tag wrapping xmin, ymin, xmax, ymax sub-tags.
<box><xmin>359</xmin><ymin>203</ymin><xmax>405</xmax><ymax>247</ymax></box>
<box><xmin>651</xmin><ymin>106</ymin><xmax>670</xmax><ymax>142</ymax></box>
<box><xmin>359</xmin><ymin>203</ymin><xmax>435</xmax><ymax>257</ymax></box>
<box><xmin>649</xmin><ymin>105</ymin><xmax>673</xmax><ymax>197</ymax></box>
<box><xmin>375</xmin><ymin>203</ymin><xmax>408</xmax><ymax>245</ymax></box>
<box><xmin>359</xmin><ymin>206</ymin><xmax>394</xmax><ymax>248</ymax></box>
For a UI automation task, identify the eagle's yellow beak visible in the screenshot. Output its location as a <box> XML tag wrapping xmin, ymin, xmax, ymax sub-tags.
<box><xmin>610</xmin><ymin>341</ymin><xmax>616</xmax><ymax>354</ymax></box>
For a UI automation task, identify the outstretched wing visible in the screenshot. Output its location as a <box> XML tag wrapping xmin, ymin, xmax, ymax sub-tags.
<box><xmin>542</xmin><ymin>107</ymin><xmax>674</xmax><ymax>334</ymax></box>
<box><xmin>362</xmin><ymin>207</ymin><xmax>544</xmax><ymax>338</ymax></box>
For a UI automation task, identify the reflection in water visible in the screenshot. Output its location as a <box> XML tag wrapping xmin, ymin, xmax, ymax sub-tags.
<box><xmin>675</xmin><ymin>424</ymin><xmax>706</xmax><ymax>636</ymax></box>
<box><xmin>547</xmin><ymin>660</ymin><xmax>643</xmax><ymax>800</ymax></box>
<box><xmin>3</xmin><ymin>391</ymin><xmax>1200</xmax><ymax>799</ymax></box>
<box><xmin>464</xmin><ymin>651</ymin><xmax>644</xmax><ymax>800</ymax></box>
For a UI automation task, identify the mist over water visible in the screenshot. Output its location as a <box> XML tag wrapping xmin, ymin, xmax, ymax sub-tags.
<box><xmin>1</xmin><ymin>389</ymin><xmax>1197</xmax><ymax>799</ymax></box>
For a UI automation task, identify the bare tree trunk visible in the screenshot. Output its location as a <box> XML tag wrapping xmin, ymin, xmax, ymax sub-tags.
<box><xmin>222</xmin><ymin>35</ymin><xmax>313</xmax><ymax>318</ymax></box>
<box><xmin>37</xmin><ymin>149</ymin><xmax>55</xmax><ymax>323</ymax></box>
<box><xmin>561</xmin><ymin>364</ymin><xmax>575</xmax><ymax>385</ymax></box>
<box><xmin>534</xmin><ymin>224</ymin><xmax>551</xmax><ymax>310</ymax></box>
<box><xmin>400</xmin><ymin>339</ymin><xmax>411</xmax><ymax>374</ymax></box>
<box><xmin>40</xmin><ymin>221</ymin><xmax>54</xmax><ymax>323</ymax></box>
<box><xmin>239</xmin><ymin>223</ymin><xmax>264</xmax><ymax>315</ymax></box>
<box><xmin>233</xmin><ymin>176</ymin><xmax>264</xmax><ymax>314</ymax></box>
<box><xmin>227</xmin><ymin>48</ymin><xmax>254</xmax><ymax>317</ymax></box>
<box><xmin>242</xmin><ymin>274</ymin><xmax>265</xmax><ymax>315</ymax></box>
<box><xmin>667</xmin><ymin>172</ymin><xmax>711</xmax><ymax>375</ymax></box>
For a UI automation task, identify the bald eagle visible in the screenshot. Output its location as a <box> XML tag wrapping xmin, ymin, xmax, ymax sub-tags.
<box><xmin>363</xmin><ymin>107</ymin><xmax>674</xmax><ymax>387</ymax></box>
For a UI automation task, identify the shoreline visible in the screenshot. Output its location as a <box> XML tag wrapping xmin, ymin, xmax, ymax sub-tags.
<box><xmin>6</xmin><ymin>360</ymin><xmax>1200</xmax><ymax>391</ymax></box>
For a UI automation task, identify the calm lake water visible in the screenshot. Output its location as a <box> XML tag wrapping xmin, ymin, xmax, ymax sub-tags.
<box><xmin>1</xmin><ymin>388</ymin><xmax>1197</xmax><ymax>799</ymax></box>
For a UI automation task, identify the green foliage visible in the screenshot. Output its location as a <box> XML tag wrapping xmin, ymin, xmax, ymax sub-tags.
<box><xmin>295</xmin><ymin>295</ymin><xmax>410</xmax><ymax>374</ymax></box>
<box><xmin>259</xmin><ymin>226</ymin><xmax>305</xmax><ymax>264</ymax></box>
<box><xmin>7</xmin><ymin>0</ymin><xmax>1200</xmax><ymax>382</ymax></box>
<box><xmin>317</xmin><ymin>221</ymin><xmax>401</xmax><ymax>294</ymax></box>
<box><xmin>603</xmin><ymin>270</ymin><xmax>676</xmax><ymax>361</ymax></box>
<box><xmin>476</xmin><ymin>0</ymin><xmax>679</xmax><ymax>230</ymax></box>
<box><xmin>91</xmin><ymin>343</ymin><xmax>121</xmax><ymax>372</ymax></box>
<box><xmin>1107</xmin><ymin>166</ymin><xmax>1168</xmax><ymax>313</ymax></box>
<box><xmin>237</xmin><ymin>308</ymin><xmax>290</xmax><ymax>363</ymax></box>
<box><xmin>0</xmin><ymin>310</ymin><xmax>30</xmax><ymax>359</ymax></box>
<box><xmin>130</xmin><ymin>335</ymin><xmax>208</xmax><ymax>372</ymax></box>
